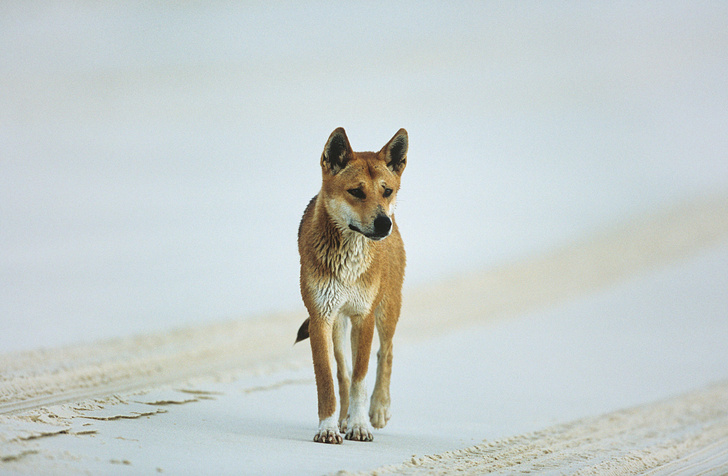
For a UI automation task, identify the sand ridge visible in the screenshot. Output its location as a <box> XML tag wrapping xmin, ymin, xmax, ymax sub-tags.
<box><xmin>358</xmin><ymin>381</ymin><xmax>728</xmax><ymax>475</ymax></box>
<box><xmin>400</xmin><ymin>194</ymin><xmax>728</xmax><ymax>340</ymax></box>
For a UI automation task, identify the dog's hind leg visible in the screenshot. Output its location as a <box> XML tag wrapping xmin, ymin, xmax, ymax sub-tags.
<box><xmin>332</xmin><ymin>315</ymin><xmax>351</xmax><ymax>432</ymax></box>
<box><xmin>345</xmin><ymin>313</ymin><xmax>375</xmax><ymax>441</ymax></box>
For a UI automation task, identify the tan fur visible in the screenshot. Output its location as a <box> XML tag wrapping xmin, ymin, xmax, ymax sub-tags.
<box><xmin>297</xmin><ymin>128</ymin><xmax>407</xmax><ymax>444</ymax></box>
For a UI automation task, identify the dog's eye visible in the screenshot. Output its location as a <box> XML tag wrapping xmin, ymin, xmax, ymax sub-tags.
<box><xmin>383</xmin><ymin>188</ymin><xmax>393</xmax><ymax>198</ymax></box>
<box><xmin>348</xmin><ymin>188</ymin><xmax>366</xmax><ymax>200</ymax></box>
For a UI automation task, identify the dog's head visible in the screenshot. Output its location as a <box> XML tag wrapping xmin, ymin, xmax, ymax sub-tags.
<box><xmin>319</xmin><ymin>128</ymin><xmax>407</xmax><ymax>241</ymax></box>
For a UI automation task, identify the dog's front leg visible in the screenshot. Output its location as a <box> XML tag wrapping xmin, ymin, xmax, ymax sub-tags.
<box><xmin>332</xmin><ymin>316</ymin><xmax>351</xmax><ymax>432</ymax></box>
<box><xmin>309</xmin><ymin>315</ymin><xmax>342</xmax><ymax>444</ymax></box>
<box><xmin>369</xmin><ymin>338</ymin><xmax>393</xmax><ymax>429</ymax></box>
<box><xmin>345</xmin><ymin>313</ymin><xmax>375</xmax><ymax>441</ymax></box>
<box><xmin>370</xmin><ymin>306</ymin><xmax>397</xmax><ymax>429</ymax></box>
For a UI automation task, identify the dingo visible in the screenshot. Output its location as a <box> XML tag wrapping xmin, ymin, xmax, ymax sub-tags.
<box><xmin>295</xmin><ymin>127</ymin><xmax>408</xmax><ymax>444</ymax></box>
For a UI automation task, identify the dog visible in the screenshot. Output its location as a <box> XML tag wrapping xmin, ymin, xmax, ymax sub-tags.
<box><xmin>295</xmin><ymin>127</ymin><xmax>407</xmax><ymax>444</ymax></box>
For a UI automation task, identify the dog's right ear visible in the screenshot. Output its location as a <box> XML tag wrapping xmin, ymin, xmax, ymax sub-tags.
<box><xmin>321</xmin><ymin>127</ymin><xmax>353</xmax><ymax>175</ymax></box>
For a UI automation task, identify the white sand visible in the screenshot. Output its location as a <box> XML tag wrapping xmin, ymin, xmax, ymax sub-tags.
<box><xmin>2</xmin><ymin>196</ymin><xmax>728</xmax><ymax>474</ymax></box>
<box><xmin>3</xmin><ymin>3</ymin><xmax>728</xmax><ymax>473</ymax></box>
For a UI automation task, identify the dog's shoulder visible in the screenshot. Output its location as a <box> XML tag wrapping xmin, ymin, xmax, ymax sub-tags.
<box><xmin>298</xmin><ymin>194</ymin><xmax>318</xmax><ymax>239</ymax></box>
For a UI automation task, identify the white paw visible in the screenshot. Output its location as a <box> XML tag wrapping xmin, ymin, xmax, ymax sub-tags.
<box><xmin>369</xmin><ymin>399</ymin><xmax>391</xmax><ymax>429</ymax></box>
<box><xmin>314</xmin><ymin>417</ymin><xmax>343</xmax><ymax>444</ymax></box>
<box><xmin>345</xmin><ymin>422</ymin><xmax>373</xmax><ymax>442</ymax></box>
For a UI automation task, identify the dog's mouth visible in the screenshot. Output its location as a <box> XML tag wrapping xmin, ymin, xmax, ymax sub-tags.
<box><xmin>348</xmin><ymin>224</ymin><xmax>389</xmax><ymax>241</ymax></box>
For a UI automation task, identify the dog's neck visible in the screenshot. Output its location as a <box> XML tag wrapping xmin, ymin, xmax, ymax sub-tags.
<box><xmin>315</xmin><ymin>202</ymin><xmax>373</xmax><ymax>282</ymax></box>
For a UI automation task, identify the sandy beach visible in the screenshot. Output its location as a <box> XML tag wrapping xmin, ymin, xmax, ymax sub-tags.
<box><xmin>2</xmin><ymin>196</ymin><xmax>728</xmax><ymax>474</ymax></box>
<box><xmin>3</xmin><ymin>3</ymin><xmax>728</xmax><ymax>474</ymax></box>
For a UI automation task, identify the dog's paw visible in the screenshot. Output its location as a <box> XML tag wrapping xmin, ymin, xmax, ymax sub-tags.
<box><xmin>314</xmin><ymin>417</ymin><xmax>343</xmax><ymax>444</ymax></box>
<box><xmin>338</xmin><ymin>417</ymin><xmax>348</xmax><ymax>433</ymax></box>
<box><xmin>369</xmin><ymin>400</ymin><xmax>391</xmax><ymax>429</ymax></box>
<box><xmin>345</xmin><ymin>423</ymin><xmax>373</xmax><ymax>442</ymax></box>
<box><xmin>313</xmin><ymin>428</ymin><xmax>343</xmax><ymax>444</ymax></box>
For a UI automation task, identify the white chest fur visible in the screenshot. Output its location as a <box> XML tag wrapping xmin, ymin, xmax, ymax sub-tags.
<box><xmin>312</xmin><ymin>232</ymin><xmax>376</xmax><ymax>321</ymax></box>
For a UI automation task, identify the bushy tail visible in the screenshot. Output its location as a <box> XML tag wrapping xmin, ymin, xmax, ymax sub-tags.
<box><xmin>294</xmin><ymin>317</ymin><xmax>310</xmax><ymax>344</ymax></box>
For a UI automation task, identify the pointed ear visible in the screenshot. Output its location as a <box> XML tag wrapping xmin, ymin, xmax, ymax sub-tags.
<box><xmin>384</xmin><ymin>128</ymin><xmax>408</xmax><ymax>175</ymax></box>
<box><xmin>321</xmin><ymin>127</ymin><xmax>353</xmax><ymax>175</ymax></box>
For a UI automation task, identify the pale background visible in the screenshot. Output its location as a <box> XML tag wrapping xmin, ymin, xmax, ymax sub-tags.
<box><xmin>2</xmin><ymin>2</ymin><xmax>727</xmax><ymax>351</ymax></box>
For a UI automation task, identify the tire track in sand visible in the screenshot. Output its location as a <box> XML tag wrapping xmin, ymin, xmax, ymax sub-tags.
<box><xmin>360</xmin><ymin>380</ymin><xmax>728</xmax><ymax>475</ymax></box>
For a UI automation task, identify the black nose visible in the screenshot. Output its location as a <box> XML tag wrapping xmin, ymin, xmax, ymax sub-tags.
<box><xmin>373</xmin><ymin>215</ymin><xmax>392</xmax><ymax>236</ymax></box>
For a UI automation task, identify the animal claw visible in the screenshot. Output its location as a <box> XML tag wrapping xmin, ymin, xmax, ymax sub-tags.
<box><xmin>314</xmin><ymin>429</ymin><xmax>343</xmax><ymax>444</ymax></box>
<box><xmin>345</xmin><ymin>424</ymin><xmax>374</xmax><ymax>442</ymax></box>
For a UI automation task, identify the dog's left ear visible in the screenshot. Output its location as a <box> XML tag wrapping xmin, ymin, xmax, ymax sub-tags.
<box><xmin>384</xmin><ymin>129</ymin><xmax>408</xmax><ymax>175</ymax></box>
